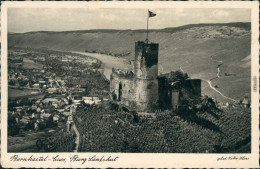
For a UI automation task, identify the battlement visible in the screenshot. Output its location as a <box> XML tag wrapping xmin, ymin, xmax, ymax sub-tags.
<box><xmin>135</xmin><ymin>41</ymin><xmax>159</xmax><ymax>48</ymax></box>
<box><xmin>135</xmin><ymin>41</ymin><xmax>158</xmax><ymax>68</ymax></box>
<box><xmin>111</xmin><ymin>68</ymin><xmax>134</xmax><ymax>78</ymax></box>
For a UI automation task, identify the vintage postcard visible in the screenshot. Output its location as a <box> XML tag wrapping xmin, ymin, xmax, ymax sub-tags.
<box><xmin>1</xmin><ymin>1</ymin><xmax>259</xmax><ymax>168</ymax></box>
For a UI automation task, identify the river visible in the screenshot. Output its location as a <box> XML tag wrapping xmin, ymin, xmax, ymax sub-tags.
<box><xmin>72</xmin><ymin>52</ymin><xmax>131</xmax><ymax>80</ymax></box>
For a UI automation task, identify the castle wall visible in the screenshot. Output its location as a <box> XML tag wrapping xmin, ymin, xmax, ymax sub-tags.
<box><xmin>158</xmin><ymin>78</ymin><xmax>201</xmax><ymax>111</ymax></box>
<box><xmin>158</xmin><ymin>76</ymin><xmax>172</xmax><ymax>109</ymax></box>
<box><xmin>120</xmin><ymin>78</ymin><xmax>135</xmax><ymax>107</ymax></box>
<box><xmin>181</xmin><ymin>79</ymin><xmax>202</xmax><ymax>100</ymax></box>
<box><xmin>172</xmin><ymin>91</ymin><xmax>180</xmax><ymax>111</ymax></box>
<box><xmin>110</xmin><ymin>71</ymin><xmax>119</xmax><ymax>99</ymax></box>
<box><xmin>111</xmin><ymin>70</ymin><xmax>159</xmax><ymax>112</ymax></box>
<box><xmin>134</xmin><ymin>78</ymin><xmax>158</xmax><ymax>111</ymax></box>
<box><xmin>110</xmin><ymin>70</ymin><xmax>136</xmax><ymax>108</ymax></box>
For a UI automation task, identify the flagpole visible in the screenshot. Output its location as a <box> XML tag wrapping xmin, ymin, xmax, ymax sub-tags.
<box><xmin>146</xmin><ymin>9</ymin><xmax>149</xmax><ymax>43</ymax></box>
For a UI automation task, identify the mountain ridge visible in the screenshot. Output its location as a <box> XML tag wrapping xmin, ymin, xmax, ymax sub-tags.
<box><xmin>9</xmin><ymin>22</ymin><xmax>250</xmax><ymax>35</ymax></box>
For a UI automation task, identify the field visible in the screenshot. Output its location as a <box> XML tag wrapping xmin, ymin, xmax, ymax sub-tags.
<box><xmin>8</xmin><ymin>88</ymin><xmax>42</xmax><ymax>98</ymax></box>
<box><xmin>163</xmin><ymin>37</ymin><xmax>251</xmax><ymax>102</ymax></box>
<box><xmin>8</xmin><ymin>127</ymin><xmax>75</xmax><ymax>152</ymax></box>
<box><xmin>23</xmin><ymin>58</ymin><xmax>43</xmax><ymax>69</ymax></box>
<box><xmin>8</xmin><ymin>130</ymin><xmax>47</xmax><ymax>152</ymax></box>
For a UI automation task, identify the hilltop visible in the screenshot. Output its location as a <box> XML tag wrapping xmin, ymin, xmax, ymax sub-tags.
<box><xmin>8</xmin><ymin>22</ymin><xmax>251</xmax><ymax>103</ymax></box>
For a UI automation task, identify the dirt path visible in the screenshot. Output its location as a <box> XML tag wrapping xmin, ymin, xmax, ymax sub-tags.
<box><xmin>180</xmin><ymin>56</ymin><xmax>237</xmax><ymax>102</ymax></box>
<box><xmin>70</xmin><ymin>106</ymin><xmax>79</xmax><ymax>152</ymax></box>
<box><xmin>206</xmin><ymin>56</ymin><xmax>237</xmax><ymax>102</ymax></box>
<box><xmin>202</xmin><ymin>79</ymin><xmax>237</xmax><ymax>102</ymax></box>
<box><xmin>71</xmin><ymin>123</ymin><xmax>79</xmax><ymax>152</ymax></box>
<box><xmin>217</xmin><ymin>67</ymin><xmax>220</xmax><ymax>78</ymax></box>
<box><xmin>179</xmin><ymin>66</ymin><xmax>184</xmax><ymax>73</ymax></box>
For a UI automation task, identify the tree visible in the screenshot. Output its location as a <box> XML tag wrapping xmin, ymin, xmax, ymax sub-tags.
<box><xmin>132</xmin><ymin>111</ymin><xmax>139</xmax><ymax>123</ymax></box>
<box><xmin>8</xmin><ymin>80</ymin><xmax>15</xmax><ymax>86</ymax></box>
<box><xmin>167</xmin><ymin>70</ymin><xmax>189</xmax><ymax>90</ymax></box>
<box><xmin>8</xmin><ymin>115</ymin><xmax>20</xmax><ymax>136</ymax></box>
<box><xmin>129</xmin><ymin>141</ymin><xmax>140</xmax><ymax>152</ymax></box>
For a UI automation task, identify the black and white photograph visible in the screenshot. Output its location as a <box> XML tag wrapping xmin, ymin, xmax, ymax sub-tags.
<box><xmin>1</xmin><ymin>1</ymin><xmax>259</xmax><ymax>168</ymax></box>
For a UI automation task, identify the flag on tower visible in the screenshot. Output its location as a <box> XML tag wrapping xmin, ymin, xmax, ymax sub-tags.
<box><xmin>146</xmin><ymin>10</ymin><xmax>156</xmax><ymax>42</ymax></box>
<box><xmin>148</xmin><ymin>10</ymin><xmax>156</xmax><ymax>17</ymax></box>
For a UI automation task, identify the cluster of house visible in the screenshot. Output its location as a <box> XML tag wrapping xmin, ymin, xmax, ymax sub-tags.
<box><xmin>8</xmin><ymin>50</ymin><xmax>105</xmax><ymax>92</ymax></box>
<box><xmin>59</xmin><ymin>54</ymin><xmax>99</xmax><ymax>66</ymax></box>
<box><xmin>8</xmin><ymin>55</ymin><xmax>71</xmax><ymax>94</ymax></box>
<box><xmin>33</xmin><ymin>76</ymin><xmax>66</xmax><ymax>93</ymax></box>
<box><xmin>9</xmin><ymin>93</ymin><xmax>107</xmax><ymax>131</ymax></box>
<box><xmin>8</xmin><ymin>68</ymin><xmax>68</xmax><ymax>93</ymax></box>
<box><xmin>215</xmin><ymin>96</ymin><xmax>251</xmax><ymax>109</ymax></box>
<box><xmin>8</xmin><ymin>50</ymin><xmax>108</xmax><ymax>132</ymax></box>
<box><xmin>8</xmin><ymin>70</ymin><xmax>28</xmax><ymax>82</ymax></box>
<box><xmin>195</xmin><ymin>26</ymin><xmax>249</xmax><ymax>39</ymax></box>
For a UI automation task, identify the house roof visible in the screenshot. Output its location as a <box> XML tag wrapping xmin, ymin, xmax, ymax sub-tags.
<box><xmin>242</xmin><ymin>97</ymin><xmax>250</xmax><ymax>104</ymax></box>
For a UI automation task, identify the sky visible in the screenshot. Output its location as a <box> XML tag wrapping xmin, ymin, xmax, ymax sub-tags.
<box><xmin>8</xmin><ymin>8</ymin><xmax>251</xmax><ymax>33</ymax></box>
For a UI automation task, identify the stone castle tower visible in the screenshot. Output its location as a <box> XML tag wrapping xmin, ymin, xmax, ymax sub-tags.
<box><xmin>134</xmin><ymin>41</ymin><xmax>159</xmax><ymax>111</ymax></box>
<box><xmin>110</xmin><ymin>41</ymin><xmax>159</xmax><ymax>112</ymax></box>
<box><xmin>110</xmin><ymin>40</ymin><xmax>201</xmax><ymax>112</ymax></box>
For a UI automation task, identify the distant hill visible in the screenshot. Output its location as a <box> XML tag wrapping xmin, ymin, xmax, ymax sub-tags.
<box><xmin>8</xmin><ymin>22</ymin><xmax>250</xmax><ymax>57</ymax></box>
<box><xmin>8</xmin><ymin>22</ymin><xmax>251</xmax><ymax>103</ymax></box>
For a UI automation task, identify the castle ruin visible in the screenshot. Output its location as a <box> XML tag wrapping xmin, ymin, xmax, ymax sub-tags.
<box><xmin>110</xmin><ymin>41</ymin><xmax>201</xmax><ymax>112</ymax></box>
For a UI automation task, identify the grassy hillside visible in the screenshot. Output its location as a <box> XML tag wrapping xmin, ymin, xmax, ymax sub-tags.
<box><xmin>8</xmin><ymin>22</ymin><xmax>251</xmax><ymax>103</ymax></box>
